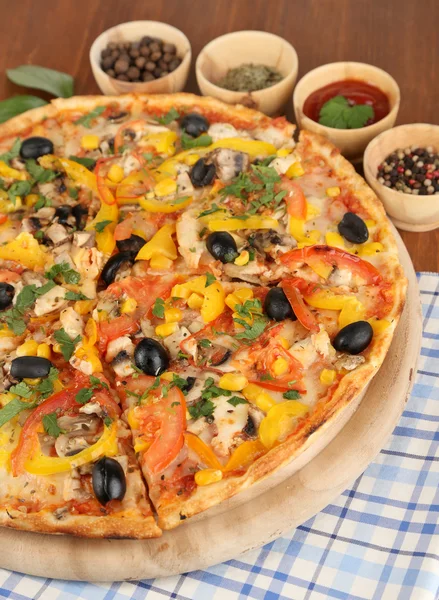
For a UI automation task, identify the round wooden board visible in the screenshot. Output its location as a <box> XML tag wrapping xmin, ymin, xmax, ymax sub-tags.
<box><xmin>0</xmin><ymin>228</ymin><xmax>421</xmax><ymax>582</ymax></box>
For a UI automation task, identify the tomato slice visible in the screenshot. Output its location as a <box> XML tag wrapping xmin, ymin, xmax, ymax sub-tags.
<box><xmin>136</xmin><ymin>387</ymin><xmax>187</xmax><ymax>475</ymax></box>
<box><xmin>282</xmin><ymin>178</ymin><xmax>307</xmax><ymax>219</ymax></box>
<box><xmin>281</xmin><ymin>279</ymin><xmax>320</xmax><ymax>333</ymax></box>
<box><xmin>98</xmin><ymin>314</ymin><xmax>139</xmax><ymax>354</ymax></box>
<box><xmin>280</xmin><ymin>245</ymin><xmax>383</xmax><ymax>285</ymax></box>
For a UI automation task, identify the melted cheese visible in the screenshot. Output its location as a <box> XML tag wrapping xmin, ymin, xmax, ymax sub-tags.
<box><xmin>211</xmin><ymin>394</ymin><xmax>249</xmax><ymax>457</ymax></box>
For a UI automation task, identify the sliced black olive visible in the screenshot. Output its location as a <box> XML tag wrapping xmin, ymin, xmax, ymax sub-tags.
<box><xmin>243</xmin><ymin>415</ymin><xmax>257</xmax><ymax>438</ymax></box>
<box><xmin>206</xmin><ymin>231</ymin><xmax>238</xmax><ymax>263</ymax></box>
<box><xmin>338</xmin><ymin>212</ymin><xmax>369</xmax><ymax>244</ymax></box>
<box><xmin>0</xmin><ymin>282</ymin><xmax>15</xmax><ymax>310</ymax></box>
<box><xmin>11</xmin><ymin>356</ymin><xmax>53</xmax><ymax>379</ymax></box>
<box><xmin>189</xmin><ymin>158</ymin><xmax>216</xmax><ymax>188</ymax></box>
<box><xmin>333</xmin><ymin>321</ymin><xmax>373</xmax><ymax>355</ymax></box>
<box><xmin>92</xmin><ymin>457</ymin><xmax>126</xmax><ymax>505</ymax></box>
<box><xmin>108</xmin><ymin>111</ymin><xmax>129</xmax><ymax>123</ymax></box>
<box><xmin>29</xmin><ymin>217</ymin><xmax>42</xmax><ymax>230</ymax></box>
<box><xmin>116</xmin><ymin>234</ymin><xmax>146</xmax><ymax>254</ymax></box>
<box><xmin>210</xmin><ymin>348</ymin><xmax>232</xmax><ymax>366</ymax></box>
<box><xmin>55</xmin><ymin>205</ymin><xmax>72</xmax><ymax>225</ymax></box>
<box><xmin>180</xmin><ymin>113</ymin><xmax>209</xmax><ymax>138</ymax></box>
<box><xmin>19</xmin><ymin>136</ymin><xmax>54</xmax><ymax>160</ymax></box>
<box><xmin>71</xmin><ymin>204</ymin><xmax>88</xmax><ymax>230</ymax></box>
<box><xmin>184</xmin><ymin>376</ymin><xmax>196</xmax><ymax>393</ymax></box>
<box><xmin>264</xmin><ymin>288</ymin><xmax>296</xmax><ymax>322</ymax></box>
<box><xmin>134</xmin><ymin>338</ymin><xmax>169</xmax><ymax>376</ymax></box>
<box><xmin>101</xmin><ymin>251</ymin><xmax>135</xmax><ymax>286</ymax></box>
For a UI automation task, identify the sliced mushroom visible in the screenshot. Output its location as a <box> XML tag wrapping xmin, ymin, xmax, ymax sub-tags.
<box><xmin>45</xmin><ymin>223</ymin><xmax>71</xmax><ymax>246</ymax></box>
<box><xmin>208</xmin><ymin>148</ymin><xmax>249</xmax><ymax>183</ymax></box>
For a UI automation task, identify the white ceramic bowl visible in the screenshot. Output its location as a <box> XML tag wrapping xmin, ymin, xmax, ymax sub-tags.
<box><xmin>293</xmin><ymin>62</ymin><xmax>400</xmax><ymax>161</ymax></box>
<box><xmin>90</xmin><ymin>20</ymin><xmax>191</xmax><ymax>95</ymax></box>
<box><xmin>196</xmin><ymin>31</ymin><xmax>299</xmax><ymax>116</ymax></box>
<box><xmin>364</xmin><ymin>123</ymin><xmax>439</xmax><ymax>232</ymax></box>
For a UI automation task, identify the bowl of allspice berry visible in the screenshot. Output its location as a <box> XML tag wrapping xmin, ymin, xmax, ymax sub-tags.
<box><xmin>90</xmin><ymin>20</ymin><xmax>191</xmax><ymax>95</ymax></box>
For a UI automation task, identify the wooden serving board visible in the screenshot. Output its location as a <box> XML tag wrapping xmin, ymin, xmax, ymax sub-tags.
<box><xmin>0</xmin><ymin>228</ymin><xmax>421</xmax><ymax>582</ymax></box>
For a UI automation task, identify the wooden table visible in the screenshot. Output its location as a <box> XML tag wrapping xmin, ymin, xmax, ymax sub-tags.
<box><xmin>0</xmin><ymin>0</ymin><xmax>437</xmax><ymax>271</ymax></box>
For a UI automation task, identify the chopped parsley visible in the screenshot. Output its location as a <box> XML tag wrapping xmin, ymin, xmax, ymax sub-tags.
<box><xmin>42</xmin><ymin>412</ymin><xmax>65</xmax><ymax>437</ymax></box>
<box><xmin>188</xmin><ymin>398</ymin><xmax>215</xmax><ymax>420</ymax></box>
<box><xmin>205</xmin><ymin>272</ymin><xmax>216</xmax><ymax>287</ymax></box>
<box><xmin>25</xmin><ymin>158</ymin><xmax>58</xmax><ymax>183</ymax></box>
<box><xmin>0</xmin><ymin>138</ymin><xmax>21</xmax><ymax>164</ymax></box>
<box><xmin>7</xmin><ymin>180</ymin><xmax>32</xmax><ymax>205</ymax></box>
<box><xmin>36</xmin><ymin>367</ymin><xmax>60</xmax><ymax>399</ymax></box>
<box><xmin>68</xmin><ymin>155</ymin><xmax>96</xmax><ymax>169</ymax></box>
<box><xmin>75</xmin><ymin>375</ymin><xmax>108</xmax><ymax>404</ymax></box>
<box><xmin>46</xmin><ymin>262</ymin><xmax>80</xmax><ymax>284</ymax></box>
<box><xmin>227</xmin><ymin>396</ymin><xmax>248</xmax><ymax>407</ymax></box>
<box><xmin>152</xmin><ymin>297</ymin><xmax>165</xmax><ymax>319</ymax></box>
<box><xmin>197</xmin><ymin>203</ymin><xmax>226</xmax><ymax>218</ymax></box>
<box><xmin>74</xmin><ymin>106</ymin><xmax>106</xmax><ymax>128</ymax></box>
<box><xmin>53</xmin><ymin>328</ymin><xmax>81</xmax><ymax>361</ymax></box>
<box><xmin>283</xmin><ymin>390</ymin><xmax>301</xmax><ymax>400</ymax></box>
<box><xmin>34</xmin><ymin>194</ymin><xmax>52</xmax><ymax>210</ymax></box>
<box><xmin>0</xmin><ymin>398</ymin><xmax>37</xmax><ymax>428</ymax></box>
<box><xmin>319</xmin><ymin>95</ymin><xmax>374</xmax><ymax>129</ymax></box>
<box><xmin>9</xmin><ymin>381</ymin><xmax>33</xmax><ymax>399</ymax></box>
<box><xmin>198</xmin><ymin>338</ymin><xmax>212</xmax><ymax>348</ymax></box>
<box><xmin>68</xmin><ymin>187</ymin><xmax>78</xmax><ymax>199</ymax></box>
<box><xmin>3</xmin><ymin>282</ymin><xmax>56</xmax><ymax>335</ymax></box>
<box><xmin>64</xmin><ymin>290</ymin><xmax>89</xmax><ymax>301</ymax></box>
<box><xmin>180</xmin><ymin>132</ymin><xmax>212</xmax><ymax>150</ymax></box>
<box><xmin>94</xmin><ymin>219</ymin><xmax>113</xmax><ymax>233</ymax></box>
<box><xmin>155</xmin><ymin>107</ymin><xmax>180</xmax><ymax>125</ymax></box>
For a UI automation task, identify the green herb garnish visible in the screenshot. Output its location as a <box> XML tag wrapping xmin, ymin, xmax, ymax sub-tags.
<box><xmin>155</xmin><ymin>107</ymin><xmax>180</xmax><ymax>125</ymax></box>
<box><xmin>152</xmin><ymin>297</ymin><xmax>165</xmax><ymax>319</ymax></box>
<box><xmin>25</xmin><ymin>159</ymin><xmax>57</xmax><ymax>183</ymax></box>
<box><xmin>181</xmin><ymin>133</ymin><xmax>212</xmax><ymax>150</ymax></box>
<box><xmin>318</xmin><ymin>95</ymin><xmax>374</xmax><ymax>130</ymax></box>
<box><xmin>94</xmin><ymin>220</ymin><xmax>112</xmax><ymax>233</ymax></box>
<box><xmin>42</xmin><ymin>412</ymin><xmax>65</xmax><ymax>437</ymax></box>
<box><xmin>74</xmin><ymin>106</ymin><xmax>105</xmax><ymax>128</ymax></box>
<box><xmin>46</xmin><ymin>262</ymin><xmax>80</xmax><ymax>284</ymax></box>
<box><xmin>283</xmin><ymin>390</ymin><xmax>301</xmax><ymax>400</ymax></box>
<box><xmin>53</xmin><ymin>328</ymin><xmax>81</xmax><ymax>361</ymax></box>
<box><xmin>0</xmin><ymin>398</ymin><xmax>37</xmax><ymax>429</ymax></box>
<box><xmin>227</xmin><ymin>396</ymin><xmax>248</xmax><ymax>407</ymax></box>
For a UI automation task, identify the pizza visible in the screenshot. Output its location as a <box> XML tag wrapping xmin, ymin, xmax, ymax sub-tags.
<box><xmin>0</xmin><ymin>93</ymin><xmax>406</xmax><ymax>536</ymax></box>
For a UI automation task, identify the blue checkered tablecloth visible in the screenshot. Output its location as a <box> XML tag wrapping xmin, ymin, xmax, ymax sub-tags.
<box><xmin>0</xmin><ymin>272</ymin><xmax>437</xmax><ymax>600</ymax></box>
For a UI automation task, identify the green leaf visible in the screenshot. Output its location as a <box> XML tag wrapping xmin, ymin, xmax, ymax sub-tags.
<box><xmin>318</xmin><ymin>95</ymin><xmax>374</xmax><ymax>129</ymax></box>
<box><xmin>188</xmin><ymin>398</ymin><xmax>215</xmax><ymax>420</ymax></box>
<box><xmin>0</xmin><ymin>398</ymin><xmax>36</xmax><ymax>428</ymax></box>
<box><xmin>7</xmin><ymin>180</ymin><xmax>32</xmax><ymax>205</ymax></box>
<box><xmin>155</xmin><ymin>107</ymin><xmax>180</xmax><ymax>125</ymax></box>
<box><xmin>75</xmin><ymin>388</ymin><xmax>94</xmax><ymax>404</ymax></box>
<box><xmin>152</xmin><ymin>297</ymin><xmax>165</xmax><ymax>319</ymax></box>
<box><xmin>74</xmin><ymin>106</ymin><xmax>105</xmax><ymax>128</ymax></box>
<box><xmin>4</xmin><ymin>314</ymin><xmax>26</xmax><ymax>335</ymax></box>
<box><xmin>90</xmin><ymin>375</ymin><xmax>108</xmax><ymax>390</ymax></box>
<box><xmin>0</xmin><ymin>96</ymin><xmax>48</xmax><ymax>124</ymax></box>
<box><xmin>234</xmin><ymin>316</ymin><xmax>268</xmax><ymax>341</ymax></box>
<box><xmin>68</xmin><ymin>155</ymin><xmax>96</xmax><ymax>169</ymax></box>
<box><xmin>197</xmin><ymin>203</ymin><xmax>225</xmax><ymax>218</ymax></box>
<box><xmin>9</xmin><ymin>381</ymin><xmax>33</xmax><ymax>399</ymax></box>
<box><xmin>94</xmin><ymin>220</ymin><xmax>112</xmax><ymax>233</ymax></box>
<box><xmin>45</xmin><ymin>262</ymin><xmax>80</xmax><ymax>284</ymax></box>
<box><xmin>7</xmin><ymin>65</ymin><xmax>74</xmax><ymax>98</ymax></box>
<box><xmin>42</xmin><ymin>412</ymin><xmax>65</xmax><ymax>437</ymax></box>
<box><xmin>103</xmin><ymin>416</ymin><xmax>113</xmax><ymax>427</ymax></box>
<box><xmin>227</xmin><ymin>396</ymin><xmax>248</xmax><ymax>406</ymax></box>
<box><xmin>68</xmin><ymin>187</ymin><xmax>78</xmax><ymax>199</ymax></box>
<box><xmin>25</xmin><ymin>159</ymin><xmax>57</xmax><ymax>183</ymax></box>
<box><xmin>205</xmin><ymin>273</ymin><xmax>216</xmax><ymax>287</ymax></box>
<box><xmin>283</xmin><ymin>389</ymin><xmax>301</xmax><ymax>400</ymax></box>
<box><xmin>34</xmin><ymin>194</ymin><xmax>52</xmax><ymax>210</ymax></box>
<box><xmin>199</xmin><ymin>339</ymin><xmax>212</xmax><ymax>348</ymax></box>
<box><xmin>181</xmin><ymin>133</ymin><xmax>212</xmax><ymax>150</ymax></box>
<box><xmin>53</xmin><ymin>328</ymin><xmax>81</xmax><ymax>361</ymax></box>
<box><xmin>64</xmin><ymin>290</ymin><xmax>89</xmax><ymax>301</ymax></box>
<box><xmin>0</xmin><ymin>138</ymin><xmax>21</xmax><ymax>164</ymax></box>
<box><xmin>36</xmin><ymin>367</ymin><xmax>59</xmax><ymax>399</ymax></box>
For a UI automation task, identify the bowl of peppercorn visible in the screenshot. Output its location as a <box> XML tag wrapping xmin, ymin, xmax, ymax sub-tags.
<box><xmin>90</xmin><ymin>20</ymin><xmax>191</xmax><ymax>95</ymax></box>
<box><xmin>196</xmin><ymin>31</ymin><xmax>299</xmax><ymax>116</ymax></box>
<box><xmin>364</xmin><ymin>123</ymin><xmax>439</xmax><ymax>232</ymax></box>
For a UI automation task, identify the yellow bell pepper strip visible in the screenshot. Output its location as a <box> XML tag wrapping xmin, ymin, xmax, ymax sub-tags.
<box><xmin>201</xmin><ymin>281</ymin><xmax>226</xmax><ymax>323</ymax></box>
<box><xmin>25</xmin><ymin>423</ymin><xmax>118</xmax><ymax>475</ymax></box>
<box><xmin>304</xmin><ymin>290</ymin><xmax>356</xmax><ymax>310</ymax></box>
<box><xmin>143</xmin><ymin>131</ymin><xmax>177</xmax><ymax>156</ymax></box>
<box><xmin>210</xmin><ymin>138</ymin><xmax>277</xmax><ymax>158</ymax></box>
<box><xmin>185</xmin><ymin>432</ymin><xmax>223</xmax><ymax>470</ymax></box>
<box><xmin>208</xmin><ymin>216</ymin><xmax>279</xmax><ymax>232</ymax></box>
<box><xmin>0</xmin><ymin>161</ymin><xmax>28</xmax><ymax>180</ymax></box>
<box><xmin>39</xmin><ymin>155</ymin><xmax>98</xmax><ymax>193</ymax></box>
<box><xmin>367</xmin><ymin>317</ymin><xmax>391</xmax><ymax>335</ymax></box>
<box><xmin>259</xmin><ymin>400</ymin><xmax>309</xmax><ymax>449</ymax></box>
<box><xmin>223</xmin><ymin>439</ymin><xmax>266</xmax><ymax>472</ymax></box>
<box><xmin>116</xmin><ymin>168</ymin><xmax>155</xmax><ymax>205</ymax></box>
<box><xmin>85</xmin><ymin>159</ymin><xmax>119</xmax><ymax>255</ymax></box>
<box><xmin>242</xmin><ymin>383</ymin><xmax>276</xmax><ymax>412</ymax></box>
<box><xmin>136</xmin><ymin>223</ymin><xmax>177</xmax><ymax>261</ymax></box>
<box><xmin>338</xmin><ymin>298</ymin><xmax>366</xmax><ymax>328</ymax></box>
<box><xmin>0</xmin><ymin>232</ymin><xmax>47</xmax><ymax>269</ymax></box>
<box><xmin>139</xmin><ymin>194</ymin><xmax>193</xmax><ymax>213</ymax></box>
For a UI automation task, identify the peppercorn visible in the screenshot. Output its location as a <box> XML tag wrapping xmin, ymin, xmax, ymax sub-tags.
<box><xmin>376</xmin><ymin>146</ymin><xmax>439</xmax><ymax>195</ymax></box>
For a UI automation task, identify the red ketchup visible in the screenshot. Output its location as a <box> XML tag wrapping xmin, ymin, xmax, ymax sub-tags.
<box><xmin>303</xmin><ymin>79</ymin><xmax>390</xmax><ymax>127</ymax></box>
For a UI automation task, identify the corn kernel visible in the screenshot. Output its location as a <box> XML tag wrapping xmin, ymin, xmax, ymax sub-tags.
<box><xmin>219</xmin><ymin>373</ymin><xmax>248</xmax><ymax>392</ymax></box>
<box><xmin>150</xmin><ymin>254</ymin><xmax>173</xmax><ymax>270</ymax></box>
<box><xmin>277</xmin><ymin>336</ymin><xmax>290</xmax><ymax>350</ymax></box>
<box><xmin>23</xmin><ymin>378</ymin><xmax>41</xmax><ymax>386</ymax></box>
<box><xmin>234</xmin><ymin>250</ymin><xmax>250</xmax><ymax>266</ymax></box>
<box><xmin>160</xmin><ymin>371</ymin><xmax>176</xmax><ymax>382</ymax></box>
<box><xmin>358</xmin><ymin>242</ymin><xmax>384</xmax><ymax>257</ymax></box>
<box><xmin>134</xmin><ymin>438</ymin><xmax>150</xmax><ymax>453</ymax></box>
<box><xmin>368</xmin><ymin>318</ymin><xmax>391</xmax><ymax>335</ymax></box>
<box><xmin>127</xmin><ymin>408</ymin><xmax>141</xmax><ymax>429</ymax></box>
<box><xmin>194</xmin><ymin>468</ymin><xmax>223</xmax><ymax>486</ymax></box>
<box><xmin>121</xmin><ymin>297</ymin><xmax>138</xmax><ymax>314</ymax></box>
<box><xmin>52</xmin><ymin>343</ymin><xmax>62</xmax><ymax>354</ymax></box>
<box><xmin>272</xmin><ymin>357</ymin><xmax>289</xmax><ymax>376</ymax></box>
<box><xmin>365</xmin><ymin>219</ymin><xmax>376</xmax><ymax>229</ymax></box>
<box><xmin>320</xmin><ymin>369</ymin><xmax>336</xmax><ymax>385</ymax></box>
<box><xmin>187</xmin><ymin>293</ymin><xmax>204</xmax><ymax>309</ymax></box>
<box><xmin>242</xmin><ymin>384</ymin><xmax>276</xmax><ymax>412</ymax></box>
<box><xmin>326</xmin><ymin>186</ymin><xmax>341</xmax><ymax>197</ymax></box>
<box><xmin>14</xmin><ymin>197</ymin><xmax>22</xmax><ymax>209</ymax></box>
<box><xmin>155</xmin><ymin>322</ymin><xmax>178</xmax><ymax>337</ymax></box>
<box><xmin>185</xmin><ymin>154</ymin><xmax>200</xmax><ymax>166</ymax></box>
<box><xmin>25</xmin><ymin>193</ymin><xmax>39</xmax><ymax>208</ymax></box>
<box><xmin>171</xmin><ymin>284</ymin><xmax>191</xmax><ymax>300</ymax></box>
<box><xmin>286</xmin><ymin>162</ymin><xmax>305</xmax><ymax>178</ymax></box>
<box><xmin>306</xmin><ymin>203</ymin><xmax>321</xmax><ymax>220</ymax></box>
<box><xmin>107</xmin><ymin>164</ymin><xmax>125</xmax><ymax>183</ymax></box>
<box><xmin>235</xmin><ymin>288</ymin><xmax>253</xmax><ymax>302</ymax></box>
<box><xmin>325</xmin><ymin>231</ymin><xmax>345</xmax><ymax>249</ymax></box>
<box><xmin>74</xmin><ymin>299</ymin><xmax>95</xmax><ymax>315</ymax></box>
<box><xmin>37</xmin><ymin>343</ymin><xmax>51</xmax><ymax>359</ymax></box>
<box><xmin>16</xmin><ymin>340</ymin><xmax>38</xmax><ymax>357</ymax></box>
<box><xmin>97</xmin><ymin>310</ymin><xmax>108</xmax><ymax>322</ymax></box>
<box><xmin>164</xmin><ymin>307</ymin><xmax>183</xmax><ymax>323</ymax></box>
<box><xmin>277</xmin><ymin>148</ymin><xmax>292</xmax><ymax>157</ymax></box>
<box><xmin>225</xmin><ymin>293</ymin><xmax>241</xmax><ymax>311</ymax></box>
<box><xmin>81</xmin><ymin>134</ymin><xmax>100</xmax><ymax>150</ymax></box>
<box><xmin>154</xmin><ymin>177</ymin><xmax>177</xmax><ymax>197</ymax></box>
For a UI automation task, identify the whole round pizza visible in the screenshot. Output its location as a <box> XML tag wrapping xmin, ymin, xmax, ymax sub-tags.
<box><xmin>0</xmin><ymin>93</ymin><xmax>406</xmax><ymax>537</ymax></box>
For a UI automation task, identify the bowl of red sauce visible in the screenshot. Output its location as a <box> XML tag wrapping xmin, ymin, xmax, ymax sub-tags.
<box><xmin>293</xmin><ymin>62</ymin><xmax>400</xmax><ymax>160</ymax></box>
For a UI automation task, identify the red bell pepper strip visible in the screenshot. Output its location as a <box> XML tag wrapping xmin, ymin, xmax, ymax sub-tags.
<box><xmin>281</xmin><ymin>279</ymin><xmax>320</xmax><ymax>333</ymax></box>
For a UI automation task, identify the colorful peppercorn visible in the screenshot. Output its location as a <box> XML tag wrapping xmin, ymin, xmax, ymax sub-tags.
<box><xmin>377</xmin><ymin>146</ymin><xmax>439</xmax><ymax>195</ymax></box>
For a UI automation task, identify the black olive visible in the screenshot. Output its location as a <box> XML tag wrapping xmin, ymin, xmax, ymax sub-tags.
<box><xmin>184</xmin><ymin>377</ymin><xmax>196</xmax><ymax>392</ymax></box>
<box><xmin>71</xmin><ymin>204</ymin><xmax>88</xmax><ymax>230</ymax></box>
<box><xmin>333</xmin><ymin>321</ymin><xmax>373</xmax><ymax>355</ymax></box>
<box><xmin>116</xmin><ymin>234</ymin><xmax>146</xmax><ymax>254</ymax></box>
<box><xmin>180</xmin><ymin>113</ymin><xmax>209</xmax><ymax>138</ymax></box>
<box><xmin>135</xmin><ymin>338</ymin><xmax>169</xmax><ymax>376</ymax></box>
<box><xmin>101</xmin><ymin>252</ymin><xmax>135</xmax><ymax>286</ymax></box>
<box><xmin>189</xmin><ymin>159</ymin><xmax>216</xmax><ymax>188</ymax></box>
<box><xmin>338</xmin><ymin>212</ymin><xmax>369</xmax><ymax>244</ymax></box>
<box><xmin>55</xmin><ymin>205</ymin><xmax>72</xmax><ymax>225</ymax></box>
<box><xmin>211</xmin><ymin>348</ymin><xmax>232</xmax><ymax>366</ymax></box>
<box><xmin>92</xmin><ymin>457</ymin><xmax>126</xmax><ymax>505</ymax></box>
<box><xmin>243</xmin><ymin>415</ymin><xmax>257</xmax><ymax>437</ymax></box>
<box><xmin>11</xmin><ymin>356</ymin><xmax>53</xmax><ymax>379</ymax></box>
<box><xmin>19</xmin><ymin>137</ymin><xmax>54</xmax><ymax>160</ymax></box>
<box><xmin>29</xmin><ymin>217</ymin><xmax>42</xmax><ymax>230</ymax></box>
<box><xmin>264</xmin><ymin>288</ymin><xmax>296</xmax><ymax>322</ymax></box>
<box><xmin>0</xmin><ymin>283</ymin><xmax>14</xmax><ymax>310</ymax></box>
<box><xmin>206</xmin><ymin>231</ymin><xmax>238</xmax><ymax>263</ymax></box>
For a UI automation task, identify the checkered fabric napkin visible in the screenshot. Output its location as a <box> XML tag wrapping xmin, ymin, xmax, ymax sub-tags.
<box><xmin>0</xmin><ymin>272</ymin><xmax>437</xmax><ymax>600</ymax></box>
